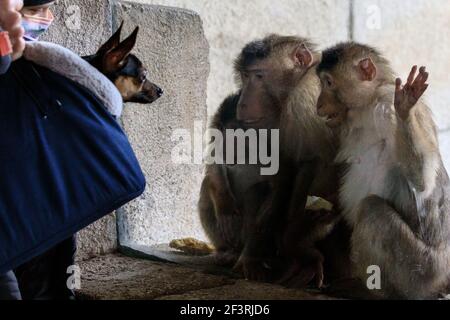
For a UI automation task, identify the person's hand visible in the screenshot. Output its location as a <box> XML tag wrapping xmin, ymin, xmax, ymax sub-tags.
<box><xmin>0</xmin><ymin>0</ymin><xmax>25</xmax><ymax>60</ymax></box>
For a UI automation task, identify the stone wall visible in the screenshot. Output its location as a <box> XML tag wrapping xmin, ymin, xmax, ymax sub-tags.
<box><xmin>112</xmin><ymin>1</ymin><xmax>209</xmax><ymax>247</ymax></box>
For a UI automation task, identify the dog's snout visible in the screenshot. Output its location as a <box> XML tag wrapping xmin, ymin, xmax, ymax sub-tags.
<box><xmin>156</xmin><ymin>87</ymin><xmax>164</xmax><ymax>97</ymax></box>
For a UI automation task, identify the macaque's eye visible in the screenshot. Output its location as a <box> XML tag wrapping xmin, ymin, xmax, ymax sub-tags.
<box><xmin>242</xmin><ymin>72</ymin><xmax>250</xmax><ymax>80</ymax></box>
<box><xmin>255</xmin><ymin>73</ymin><xmax>264</xmax><ymax>80</ymax></box>
<box><xmin>322</xmin><ymin>74</ymin><xmax>334</xmax><ymax>89</ymax></box>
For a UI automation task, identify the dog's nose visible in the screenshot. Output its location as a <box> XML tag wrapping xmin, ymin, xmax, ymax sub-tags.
<box><xmin>156</xmin><ymin>87</ymin><xmax>164</xmax><ymax>97</ymax></box>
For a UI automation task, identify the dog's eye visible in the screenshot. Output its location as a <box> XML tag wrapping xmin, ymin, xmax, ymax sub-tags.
<box><xmin>140</xmin><ymin>71</ymin><xmax>148</xmax><ymax>83</ymax></box>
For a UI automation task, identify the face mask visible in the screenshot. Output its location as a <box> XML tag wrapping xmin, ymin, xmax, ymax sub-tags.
<box><xmin>21</xmin><ymin>10</ymin><xmax>54</xmax><ymax>41</ymax></box>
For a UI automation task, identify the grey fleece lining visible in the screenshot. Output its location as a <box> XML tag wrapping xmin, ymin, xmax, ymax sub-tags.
<box><xmin>23</xmin><ymin>41</ymin><xmax>123</xmax><ymax>118</ymax></box>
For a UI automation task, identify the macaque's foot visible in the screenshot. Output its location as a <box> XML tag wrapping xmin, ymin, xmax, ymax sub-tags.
<box><xmin>277</xmin><ymin>259</ymin><xmax>325</xmax><ymax>289</ymax></box>
<box><xmin>213</xmin><ymin>250</ymin><xmax>239</xmax><ymax>267</ymax></box>
<box><xmin>324</xmin><ymin>278</ymin><xmax>378</xmax><ymax>300</ymax></box>
<box><xmin>233</xmin><ymin>256</ymin><xmax>273</xmax><ymax>282</ymax></box>
<box><xmin>395</xmin><ymin>66</ymin><xmax>429</xmax><ymax>120</ymax></box>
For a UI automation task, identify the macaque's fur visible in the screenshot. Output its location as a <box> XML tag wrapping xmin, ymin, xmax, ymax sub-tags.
<box><xmin>317</xmin><ymin>42</ymin><xmax>450</xmax><ymax>299</ymax></box>
<box><xmin>199</xmin><ymin>35</ymin><xmax>346</xmax><ymax>285</ymax></box>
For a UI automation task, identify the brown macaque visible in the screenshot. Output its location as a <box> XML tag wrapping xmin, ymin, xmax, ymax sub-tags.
<box><xmin>316</xmin><ymin>42</ymin><xmax>450</xmax><ymax>299</ymax></box>
<box><xmin>199</xmin><ymin>35</ymin><xmax>347</xmax><ymax>286</ymax></box>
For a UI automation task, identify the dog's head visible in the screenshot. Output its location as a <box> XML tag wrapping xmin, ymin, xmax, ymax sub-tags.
<box><xmin>84</xmin><ymin>22</ymin><xmax>163</xmax><ymax>104</ymax></box>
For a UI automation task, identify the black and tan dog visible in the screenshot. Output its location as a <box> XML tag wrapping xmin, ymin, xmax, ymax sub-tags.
<box><xmin>84</xmin><ymin>22</ymin><xmax>163</xmax><ymax>104</ymax></box>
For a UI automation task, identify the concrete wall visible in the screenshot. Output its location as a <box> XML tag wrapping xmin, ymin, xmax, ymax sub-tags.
<box><xmin>113</xmin><ymin>1</ymin><xmax>209</xmax><ymax>247</ymax></box>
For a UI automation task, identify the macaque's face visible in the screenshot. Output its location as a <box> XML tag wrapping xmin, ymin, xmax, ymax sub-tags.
<box><xmin>317</xmin><ymin>71</ymin><xmax>349</xmax><ymax>128</ymax></box>
<box><xmin>317</xmin><ymin>57</ymin><xmax>378</xmax><ymax>127</ymax></box>
<box><xmin>21</xmin><ymin>2</ymin><xmax>54</xmax><ymax>18</ymax></box>
<box><xmin>236</xmin><ymin>60</ymin><xmax>281</xmax><ymax>128</ymax></box>
<box><xmin>236</xmin><ymin>45</ymin><xmax>318</xmax><ymax>128</ymax></box>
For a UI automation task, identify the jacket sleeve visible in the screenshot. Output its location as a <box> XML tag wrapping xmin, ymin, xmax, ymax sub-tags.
<box><xmin>0</xmin><ymin>31</ymin><xmax>12</xmax><ymax>75</ymax></box>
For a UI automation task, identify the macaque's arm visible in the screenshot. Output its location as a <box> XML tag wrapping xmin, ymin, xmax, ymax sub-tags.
<box><xmin>394</xmin><ymin>66</ymin><xmax>438</xmax><ymax>192</ymax></box>
<box><xmin>206</xmin><ymin>164</ymin><xmax>239</xmax><ymax>218</ymax></box>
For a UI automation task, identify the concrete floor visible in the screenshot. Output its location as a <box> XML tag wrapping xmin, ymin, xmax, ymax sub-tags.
<box><xmin>77</xmin><ymin>253</ymin><xmax>335</xmax><ymax>300</ymax></box>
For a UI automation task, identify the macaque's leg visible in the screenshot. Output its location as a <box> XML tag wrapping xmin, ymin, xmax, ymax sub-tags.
<box><xmin>198</xmin><ymin>175</ymin><xmax>241</xmax><ymax>266</ymax></box>
<box><xmin>317</xmin><ymin>220</ymin><xmax>352</xmax><ymax>284</ymax></box>
<box><xmin>241</xmin><ymin>182</ymin><xmax>272</xmax><ymax>246</ymax></box>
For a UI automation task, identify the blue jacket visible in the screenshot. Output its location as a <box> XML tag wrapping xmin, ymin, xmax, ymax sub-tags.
<box><xmin>0</xmin><ymin>56</ymin><xmax>146</xmax><ymax>274</ymax></box>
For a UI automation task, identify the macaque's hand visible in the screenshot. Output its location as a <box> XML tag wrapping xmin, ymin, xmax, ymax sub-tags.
<box><xmin>395</xmin><ymin>66</ymin><xmax>429</xmax><ymax>120</ymax></box>
<box><xmin>0</xmin><ymin>0</ymin><xmax>25</xmax><ymax>60</ymax></box>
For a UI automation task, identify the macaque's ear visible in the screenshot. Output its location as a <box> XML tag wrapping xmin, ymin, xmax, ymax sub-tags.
<box><xmin>97</xmin><ymin>21</ymin><xmax>124</xmax><ymax>56</ymax></box>
<box><xmin>358</xmin><ymin>57</ymin><xmax>377</xmax><ymax>81</ymax></box>
<box><xmin>103</xmin><ymin>26</ymin><xmax>139</xmax><ymax>72</ymax></box>
<box><xmin>292</xmin><ymin>44</ymin><xmax>314</xmax><ymax>68</ymax></box>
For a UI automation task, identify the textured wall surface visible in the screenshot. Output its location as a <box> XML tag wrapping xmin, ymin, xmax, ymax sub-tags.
<box><xmin>42</xmin><ymin>0</ymin><xmax>113</xmax><ymax>56</ymax></box>
<box><xmin>133</xmin><ymin>0</ymin><xmax>351</xmax><ymax>116</ymax></box>
<box><xmin>352</xmin><ymin>0</ymin><xmax>450</xmax><ymax>170</ymax></box>
<box><xmin>41</xmin><ymin>0</ymin><xmax>117</xmax><ymax>260</ymax></box>
<box><xmin>113</xmin><ymin>2</ymin><xmax>209</xmax><ymax>246</ymax></box>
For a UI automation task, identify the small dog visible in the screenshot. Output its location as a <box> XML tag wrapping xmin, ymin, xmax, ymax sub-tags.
<box><xmin>84</xmin><ymin>22</ymin><xmax>163</xmax><ymax>104</ymax></box>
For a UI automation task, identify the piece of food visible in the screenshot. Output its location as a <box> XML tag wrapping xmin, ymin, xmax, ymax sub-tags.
<box><xmin>170</xmin><ymin>238</ymin><xmax>215</xmax><ymax>256</ymax></box>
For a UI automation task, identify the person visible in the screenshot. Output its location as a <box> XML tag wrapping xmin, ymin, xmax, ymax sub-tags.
<box><xmin>0</xmin><ymin>0</ymin><xmax>146</xmax><ymax>300</ymax></box>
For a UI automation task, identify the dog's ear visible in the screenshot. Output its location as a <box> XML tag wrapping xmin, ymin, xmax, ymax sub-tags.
<box><xmin>103</xmin><ymin>26</ymin><xmax>139</xmax><ymax>72</ymax></box>
<box><xmin>96</xmin><ymin>21</ymin><xmax>124</xmax><ymax>56</ymax></box>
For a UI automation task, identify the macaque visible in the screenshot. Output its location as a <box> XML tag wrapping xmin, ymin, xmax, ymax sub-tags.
<box><xmin>316</xmin><ymin>42</ymin><xmax>450</xmax><ymax>299</ymax></box>
<box><xmin>199</xmin><ymin>35</ymin><xmax>344</xmax><ymax>285</ymax></box>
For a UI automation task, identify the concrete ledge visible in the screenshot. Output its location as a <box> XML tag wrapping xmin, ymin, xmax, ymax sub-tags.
<box><xmin>78</xmin><ymin>254</ymin><xmax>234</xmax><ymax>300</ymax></box>
<box><xmin>77</xmin><ymin>254</ymin><xmax>333</xmax><ymax>300</ymax></box>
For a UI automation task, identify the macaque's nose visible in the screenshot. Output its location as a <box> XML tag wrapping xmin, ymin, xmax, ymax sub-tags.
<box><xmin>156</xmin><ymin>87</ymin><xmax>164</xmax><ymax>97</ymax></box>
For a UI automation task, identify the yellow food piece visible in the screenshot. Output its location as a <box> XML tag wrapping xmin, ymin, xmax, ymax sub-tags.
<box><xmin>306</xmin><ymin>196</ymin><xmax>333</xmax><ymax>211</ymax></box>
<box><xmin>169</xmin><ymin>238</ymin><xmax>215</xmax><ymax>256</ymax></box>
